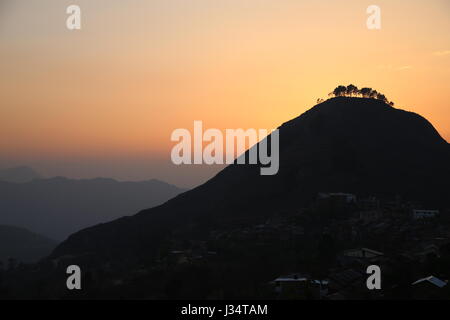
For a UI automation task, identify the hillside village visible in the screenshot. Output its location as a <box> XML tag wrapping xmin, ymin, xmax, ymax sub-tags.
<box><xmin>151</xmin><ymin>192</ymin><xmax>450</xmax><ymax>299</ymax></box>
<box><xmin>10</xmin><ymin>191</ymin><xmax>447</xmax><ymax>299</ymax></box>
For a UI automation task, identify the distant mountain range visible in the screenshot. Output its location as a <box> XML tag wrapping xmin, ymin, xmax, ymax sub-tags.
<box><xmin>51</xmin><ymin>97</ymin><xmax>450</xmax><ymax>264</ymax></box>
<box><xmin>0</xmin><ymin>175</ymin><xmax>186</xmax><ymax>240</ymax></box>
<box><xmin>0</xmin><ymin>166</ymin><xmax>42</xmax><ymax>183</ymax></box>
<box><xmin>0</xmin><ymin>225</ymin><xmax>57</xmax><ymax>264</ymax></box>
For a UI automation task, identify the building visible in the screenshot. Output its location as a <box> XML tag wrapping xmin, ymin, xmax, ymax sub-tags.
<box><xmin>412</xmin><ymin>276</ymin><xmax>447</xmax><ymax>288</ymax></box>
<box><xmin>358</xmin><ymin>196</ymin><xmax>380</xmax><ymax>210</ymax></box>
<box><xmin>271</xmin><ymin>274</ymin><xmax>328</xmax><ymax>299</ymax></box>
<box><xmin>412</xmin><ymin>209</ymin><xmax>439</xmax><ymax>220</ymax></box>
<box><xmin>272</xmin><ymin>274</ymin><xmax>308</xmax><ymax>295</ymax></box>
<box><xmin>414</xmin><ymin>243</ymin><xmax>440</xmax><ymax>261</ymax></box>
<box><xmin>343</xmin><ymin>248</ymin><xmax>384</xmax><ymax>259</ymax></box>
<box><xmin>412</xmin><ymin>276</ymin><xmax>447</xmax><ymax>299</ymax></box>
<box><xmin>358</xmin><ymin>210</ymin><xmax>382</xmax><ymax>223</ymax></box>
<box><xmin>318</xmin><ymin>192</ymin><xmax>356</xmax><ymax>204</ymax></box>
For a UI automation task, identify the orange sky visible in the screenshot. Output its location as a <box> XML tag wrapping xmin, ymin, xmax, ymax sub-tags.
<box><xmin>1</xmin><ymin>0</ymin><xmax>449</xmax><ymax>187</ymax></box>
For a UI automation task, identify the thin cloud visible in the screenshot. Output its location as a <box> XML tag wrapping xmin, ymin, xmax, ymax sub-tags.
<box><xmin>397</xmin><ymin>65</ymin><xmax>412</xmax><ymax>71</ymax></box>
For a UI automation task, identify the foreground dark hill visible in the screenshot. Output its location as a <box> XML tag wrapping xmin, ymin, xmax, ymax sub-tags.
<box><xmin>0</xmin><ymin>178</ymin><xmax>185</xmax><ymax>240</ymax></box>
<box><xmin>0</xmin><ymin>225</ymin><xmax>57</xmax><ymax>264</ymax></box>
<box><xmin>51</xmin><ymin>97</ymin><xmax>450</xmax><ymax>264</ymax></box>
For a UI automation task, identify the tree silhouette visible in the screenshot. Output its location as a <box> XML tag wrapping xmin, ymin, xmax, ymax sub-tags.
<box><xmin>346</xmin><ymin>84</ymin><xmax>358</xmax><ymax>97</ymax></box>
<box><xmin>326</xmin><ymin>85</ymin><xmax>395</xmax><ymax>106</ymax></box>
<box><xmin>330</xmin><ymin>85</ymin><xmax>347</xmax><ymax>97</ymax></box>
<box><xmin>360</xmin><ymin>87</ymin><xmax>372</xmax><ymax>98</ymax></box>
<box><xmin>376</xmin><ymin>93</ymin><xmax>387</xmax><ymax>103</ymax></box>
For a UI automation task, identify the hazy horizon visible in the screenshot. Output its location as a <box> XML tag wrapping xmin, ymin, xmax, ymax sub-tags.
<box><xmin>0</xmin><ymin>160</ymin><xmax>224</xmax><ymax>188</ymax></box>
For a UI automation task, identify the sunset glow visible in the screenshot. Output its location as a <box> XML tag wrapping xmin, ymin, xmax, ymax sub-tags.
<box><xmin>1</xmin><ymin>0</ymin><xmax>449</xmax><ymax>186</ymax></box>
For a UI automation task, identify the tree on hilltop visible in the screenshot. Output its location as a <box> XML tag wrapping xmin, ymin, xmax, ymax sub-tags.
<box><xmin>325</xmin><ymin>85</ymin><xmax>395</xmax><ymax>107</ymax></box>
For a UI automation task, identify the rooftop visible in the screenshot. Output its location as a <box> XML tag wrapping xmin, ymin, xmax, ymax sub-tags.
<box><xmin>412</xmin><ymin>276</ymin><xmax>447</xmax><ymax>288</ymax></box>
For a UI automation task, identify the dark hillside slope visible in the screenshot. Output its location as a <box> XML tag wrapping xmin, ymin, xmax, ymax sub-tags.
<box><xmin>50</xmin><ymin>97</ymin><xmax>450</xmax><ymax>264</ymax></box>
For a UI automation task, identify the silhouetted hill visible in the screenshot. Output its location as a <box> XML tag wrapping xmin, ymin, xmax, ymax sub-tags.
<box><xmin>51</xmin><ymin>97</ymin><xmax>450</xmax><ymax>265</ymax></box>
<box><xmin>0</xmin><ymin>225</ymin><xmax>57</xmax><ymax>264</ymax></box>
<box><xmin>0</xmin><ymin>177</ymin><xmax>185</xmax><ymax>240</ymax></box>
<box><xmin>0</xmin><ymin>166</ymin><xmax>42</xmax><ymax>183</ymax></box>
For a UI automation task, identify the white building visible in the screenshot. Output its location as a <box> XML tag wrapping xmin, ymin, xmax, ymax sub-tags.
<box><xmin>412</xmin><ymin>209</ymin><xmax>439</xmax><ymax>219</ymax></box>
<box><xmin>318</xmin><ymin>192</ymin><xmax>356</xmax><ymax>204</ymax></box>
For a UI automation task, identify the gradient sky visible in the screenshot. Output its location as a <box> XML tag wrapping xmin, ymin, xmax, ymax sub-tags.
<box><xmin>1</xmin><ymin>0</ymin><xmax>449</xmax><ymax>187</ymax></box>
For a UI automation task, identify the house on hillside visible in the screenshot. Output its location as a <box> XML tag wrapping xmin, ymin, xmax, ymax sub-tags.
<box><xmin>358</xmin><ymin>196</ymin><xmax>380</xmax><ymax>210</ymax></box>
<box><xmin>412</xmin><ymin>276</ymin><xmax>447</xmax><ymax>299</ymax></box>
<box><xmin>343</xmin><ymin>248</ymin><xmax>384</xmax><ymax>260</ymax></box>
<box><xmin>271</xmin><ymin>274</ymin><xmax>329</xmax><ymax>299</ymax></box>
<box><xmin>359</xmin><ymin>210</ymin><xmax>383</xmax><ymax>223</ymax></box>
<box><xmin>412</xmin><ymin>209</ymin><xmax>439</xmax><ymax>220</ymax></box>
<box><xmin>318</xmin><ymin>192</ymin><xmax>356</xmax><ymax>204</ymax></box>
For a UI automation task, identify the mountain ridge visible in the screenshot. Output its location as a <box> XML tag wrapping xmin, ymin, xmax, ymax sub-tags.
<box><xmin>49</xmin><ymin>97</ymin><xmax>450</xmax><ymax>264</ymax></box>
<box><xmin>0</xmin><ymin>224</ymin><xmax>57</xmax><ymax>264</ymax></box>
<box><xmin>0</xmin><ymin>177</ymin><xmax>186</xmax><ymax>240</ymax></box>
